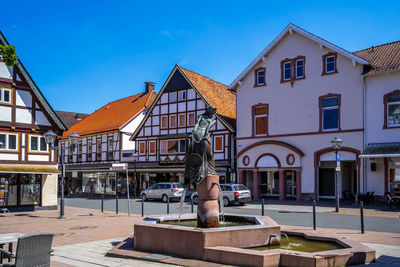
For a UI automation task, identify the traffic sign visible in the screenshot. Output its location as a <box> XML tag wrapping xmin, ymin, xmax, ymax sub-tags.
<box><xmin>111</xmin><ymin>163</ymin><xmax>128</xmax><ymax>171</ymax></box>
<box><xmin>336</xmin><ymin>153</ymin><xmax>340</xmax><ymax>162</ymax></box>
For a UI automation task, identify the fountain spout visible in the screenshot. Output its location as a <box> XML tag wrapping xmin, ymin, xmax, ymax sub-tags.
<box><xmin>266</xmin><ymin>234</ymin><xmax>281</xmax><ymax>246</ymax></box>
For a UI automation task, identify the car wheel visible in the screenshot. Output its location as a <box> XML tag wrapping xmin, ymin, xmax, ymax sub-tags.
<box><xmin>141</xmin><ymin>194</ymin><xmax>147</xmax><ymax>201</ymax></box>
<box><xmin>239</xmin><ymin>202</ymin><xmax>245</xmax><ymax>206</ymax></box>
<box><xmin>223</xmin><ymin>197</ymin><xmax>230</xmax><ymax>207</ymax></box>
<box><xmin>162</xmin><ymin>194</ymin><xmax>168</xmax><ymax>203</ymax></box>
<box><xmin>192</xmin><ymin>195</ymin><xmax>199</xmax><ymax>205</ymax></box>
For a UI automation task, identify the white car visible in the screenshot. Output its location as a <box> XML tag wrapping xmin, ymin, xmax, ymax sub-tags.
<box><xmin>141</xmin><ymin>182</ymin><xmax>185</xmax><ymax>202</ymax></box>
<box><xmin>191</xmin><ymin>184</ymin><xmax>251</xmax><ymax>207</ymax></box>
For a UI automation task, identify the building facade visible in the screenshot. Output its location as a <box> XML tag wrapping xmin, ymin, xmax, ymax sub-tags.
<box><xmin>0</xmin><ymin>31</ymin><xmax>66</xmax><ymax>210</ymax></box>
<box><xmin>59</xmin><ymin>83</ymin><xmax>156</xmax><ymax>196</ymax></box>
<box><xmin>229</xmin><ymin>24</ymin><xmax>399</xmax><ymax>201</ymax></box>
<box><xmin>130</xmin><ymin>65</ymin><xmax>236</xmax><ymax>189</ymax></box>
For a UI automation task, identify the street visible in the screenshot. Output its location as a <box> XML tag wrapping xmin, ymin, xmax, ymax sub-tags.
<box><xmin>63</xmin><ymin>197</ymin><xmax>400</xmax><ymax>234</ymax></box>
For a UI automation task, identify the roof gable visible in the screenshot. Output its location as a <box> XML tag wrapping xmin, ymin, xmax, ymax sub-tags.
<box><xmin>229</xmin><ymin>23</ymin><xmax>370</xmax><ymax>90</ymax></box>
<box><xmin>0</xmin><ymin>30</ymin><xmax>66</xmax><ymax>131</ymax></box>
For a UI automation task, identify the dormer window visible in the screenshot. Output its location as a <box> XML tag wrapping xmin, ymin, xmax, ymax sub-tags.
<box><xmin>322</xmin><ymin>52</ymin><xmax>337</xmax><ymax>75</ymax></box>
<box><xmin>254</xmin><ymin>67</ymin><xmax>266</xmax><ymax>87</ymax></box>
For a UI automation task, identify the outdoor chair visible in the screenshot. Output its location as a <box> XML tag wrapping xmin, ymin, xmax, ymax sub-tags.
<box><xmin>0</xmin><ymin>233</ymin><xmax>53</xmax><ymax>267</ymax></box>
<box><xmin>385</xmin><ymin>192</ymin><xmax>400</xmax><ymax>209</ymax></box>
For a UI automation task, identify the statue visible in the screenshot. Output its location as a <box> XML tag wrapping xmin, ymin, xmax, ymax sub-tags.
<box><xmin>185</xmin><ymin>105</ymin><xmax>217</xmax><ymax>185</ymax></box>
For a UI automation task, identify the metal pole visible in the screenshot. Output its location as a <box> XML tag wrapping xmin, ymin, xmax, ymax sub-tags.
<box><xmin>101</xmin><ymin>194</ymin><xmax>104</xmax><ymax>212</ymax></box>
<box><xmin>116</xmin><ymin>177</ymin><xmax>119</xmax><ymax>214</ymax></box>
<box><xmin>126</xmin><ymin>167</ymin><xmax>130</xmax><ymax>216</ymax></box>
<box><xmin>59</xmin><ymin>146</ymin><xmax>65</xmax><ymax>219</ymax></box>
<box><xmin>335</xmin><ymin>149</ymin><xmax>340</xmax><ymax>213</ymax></box>
<box><xmin>191</xmin><ymin>199</ymin><xmax>194</xmax><ymax>213</ymax></box>
<box><xmin>262</xmin><ymin>199</ymin><xmax>265</xmax><ymax>216</ymax></box>
<box><xmin>360</xmin><ymin>201</ymin><xmax>365</xmax><ymax>234</ymax></box>
<box><xmin>141</xmin><ymin>197</ymin><xmax>144</xmax><ymax>217</ymax></box>
<box><xmin>313</xmin><ymin>200</ymin><xmax>316</xmax><ymax>230</ymax></box>
<box><xmin>167</xmin><ymin>196</ymin><xmax>170</xmax><ymax>214</ymax></box>
<box><xmin>134</xmin><ymin>158</ymin><xmax>137</xmax><ymax>198</ymax></box>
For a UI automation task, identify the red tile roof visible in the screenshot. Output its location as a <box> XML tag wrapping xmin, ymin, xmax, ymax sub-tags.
<box><xmin>179</xmin><ymin>66</ymin><xmax>236</xmax><ymax>126</ymax></box>
<box><xmin>353</xmin><ymin>40</ymin><xmax>400</xmax><ymax>74</ymax></box>
<box><xmin>62</xmin><ymin>91</ymin><xmax>157</xmax><ymax>138</ymax></box>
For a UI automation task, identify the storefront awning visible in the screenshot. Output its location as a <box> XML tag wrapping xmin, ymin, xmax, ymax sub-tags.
<box><xmin>0</xmin><ymin>165</ymin><xmax>60</xmax><ymax>174</ymax></box>
<box><xmin>360</xmin><ymin>142</ymin><xmax>400</xmax><ymax>158</ymax></box>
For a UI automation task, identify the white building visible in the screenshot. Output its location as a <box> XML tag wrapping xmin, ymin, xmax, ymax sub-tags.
<box><xmin>229</xmin><ymin>24</ymin><xmax>399</xmax><ymax>201</ymax></box>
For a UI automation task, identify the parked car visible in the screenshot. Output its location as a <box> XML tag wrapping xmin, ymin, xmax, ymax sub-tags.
<box><xmin>141</xmin><ymin>182</ymin><xmax>185</xmax><ymax>202</ymax></box>
<box><xmin>191</xmin><ymin>184</ymin><xmax>251</xmax><ymax>207</ymax></box>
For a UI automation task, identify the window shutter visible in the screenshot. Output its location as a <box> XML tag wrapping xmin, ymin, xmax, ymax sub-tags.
<box><xmin>256</xmin><ymin>116</ymin><xmax>268</xmax><ymax>135</ymax></box>
<box><xmin>215</xmin><ymin>136</ymin><xmax>223</xmax><ymax>151</ymax></box>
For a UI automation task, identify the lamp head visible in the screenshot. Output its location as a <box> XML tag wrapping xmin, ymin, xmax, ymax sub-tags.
<box><xmin>331</xmin><ymin>137</ymin><xmax>343</xmax><ymax>150</ymax></box>
<box><xmin>43</xmin><ymin>130</ymin><xmax>58</xmax><ymax>147</ymax></box>
<box><xmin>68</xmin><ymin>132</ymin><xmax>80</xmax><ymax>147</ymax></box>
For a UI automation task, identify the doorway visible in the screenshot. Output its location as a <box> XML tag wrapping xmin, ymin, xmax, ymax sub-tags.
<box><xmin>260</xmin><ymin>171</ymin><xmax>279</xmax><ymax>198</ymax></box>
<box><xmin>319</xmin><ymin>168</ymin><xmax>335</xmax><ymax>197</ymax></box>
<box><xmin>285</xmin><ymin>170</ymin><xmax>297</xmax><ymax>198</ymax></box>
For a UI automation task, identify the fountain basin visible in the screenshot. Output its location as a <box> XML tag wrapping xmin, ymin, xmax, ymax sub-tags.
<box><xmin>134</xmin><ymin>213</ymin><xmax>280</xmax><ymax>259</ymax></box>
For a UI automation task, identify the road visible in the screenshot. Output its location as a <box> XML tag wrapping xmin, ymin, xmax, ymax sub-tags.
<box><xmin>63</xmin><ymin>197</ymin><xmax>400</xmax><ymax>234</ymax></box>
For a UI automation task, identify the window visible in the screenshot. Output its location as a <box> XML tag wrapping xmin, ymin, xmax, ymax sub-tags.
<box><xmin>214</xmin><ymin>135</ymin><xmax>224</xmax><ymax>152</ymax></box>
<box><xmin>139</xmin><ymin>141</ymin><xmax>146</xmax><ymax>155</ymax></box>
<box><xmin>29</xmin><ymin>135</ymin><xmax>48</xmax><ymax>152</ymax></box>
<box><xmin>254</xmin><ymin>67</ymin><xmax>266</xmax><ymax>87</ymax></box>
<box><xmin>169</xmin><ymin>92</ymin><xmax>177</xmax><ymax>102</ymax></box>
<box><xmin>296</xmin><ymin>59</ymin><xmax>304</xmax><ymax>78</ymax></box>
<box><xmin>178</xmin><ymin>113</ymin><xmax>186</xmax><ymax>127</ymax></box>
<box><xmin>179</xmin><ymin>139</ymin><xmax>186</xmax><ymax>153</ymax></box>
<box><xmin>69</xmin><ymin>145</ymin><xmax>73</xmax><ymax>162</ymax></box>
<box><xmin>188</xmin><ymin>112</ymin><xmax>196</xmax><ymax>126</ymax></box>
<box><xmin>97</xmin><ymin>140</ymin><xmax>102</xmax><ymax>161</ymax></box>
<box><xmin>0</xmin><ymin>132</ymin><xmax>17</xmax><ymax>151</ymax></box>
<box><xmin>78</xmin><ymin>142</ymin><xmax>82</xmax><ymax>161</ymax></box>
<box><xmin>149</xmin><ymin>140</ymin><xmax>156</xmax><ymax>155</ymax></box>
<box><xmin>0</xmin><ymin>88</ymin><xmax>11</xmax><ymax>104</ymax></box>
<box><xmin>178</xmin><ymin>91</ymin><xmax>186</xmax><ymax>101</ymax></box>
<box><xmin>161</xmin><ymin>115</ymin><xmax>168</xmax><ymax>129</ymax></box>
<box><xmin>283</xmin><ymin>61</ymin><xmax>291</xmax><ymax>81</ymax></box>
<box><xmin>160</xmin><ymin>139</ymin><xmax>186</xmax><ymax>154</ymax></box>
<box><xmin>108</xmin><ymin>137</ymin><xmax>113</xmax><ymax>160</ymax></box>
<box><xmin>385</xmin><ymin>91</ymin><xmax>400</xmax><ymax>128</ymax></box>
<box><xmin>322</xmin><ymin>52</ymin><xmax>337</xmax><ymax>75</ymax></box>
<box><xmin>87</xmin><ymin>140</ymin><xmax>92</xmax><ymax>161</ymax></box>
<box><xmin>160</xmin><ymin>140</ymin><xmax>167</xmax><ymax>154</ymax></box>
<box><xmin>169</xmin><ymin>114</ymin><xmax>177</xmax><ymax>128</ymax></box>
<box><xmin>253</xmin><ymin>105</ymin><xmax>268</xmax><ymax>136</ymax></box>
<box><xmin>320</xmin><ymin>95</ymin><xmax>340</xmax><ymax>131</ymax></box>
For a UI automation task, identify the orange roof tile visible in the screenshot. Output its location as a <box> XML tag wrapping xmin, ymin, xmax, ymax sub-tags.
<box><xmin>179</xmin><ymin>66</ymin><xmax>236</xmax><ymax>126</ymax></box>
<box><xmin>62</xmin><ymin>91</ymin><xmax>157</xmax><ymax>138</ymax></box>
<box><xmin>353</xmin><ymin>40</ymin><xmax>400</xmax><ymax>74</ymax></box>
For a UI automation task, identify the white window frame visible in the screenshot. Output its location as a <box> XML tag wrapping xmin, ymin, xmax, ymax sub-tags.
<box><xmin>256</xmin><ymin>70</ymin><xmax>265</xmax><ymax>86</ymax></box>
<box><xmin>178</xmin><ymin>113</ymin><xmax>186</xmax><ymax>127</ymax></box>
<box><xmin>283</xmin><ymin>62</ymin><xmax>291</xmax><ymax>81</ymax></box>
<box><xmin>296</xmin><ymin>59</ymin><xmax>304</xmax><ymax>78</ymax></box>
<box><xmin>322</xmin><ymin>97</ymin><xmax>339</xmax><ymax>131</ymax></box>
<box><xmin>0</xmin><ymin>132</ymin><xmax>18</xmax><ymax>151</ymax></box>
<box><xmin>387</xmin><ymin>100</ymin><xmax>400</xmax><ymax>127</ymax></box>
<box><xmin>325</xmin><ymin>56</ymin><xmax>335</xmax><ymax>74</ymax></box>
<box><xmin>159</xmin><ymin>139</ymin><xmax>186</xmax><ymax>155</ymax></box>
<box><xmin>187</xmin><ymin>112</ymin><xmax>196</xmax><ymax>126</ymax></box>
<box><xmin>160</xmin><ymin>140</ymin><xmax>167</xmax><ymax>154</ymax></box>
<box><xmin>214</xmin><ymin>135</ymin><xmax>224</xmax><ymax>152</ymax></box>
<box><xmin>169</xmin><ymin>114</ymin><xmax>177</xmax><ymax>128</ymax></box>
<box><xmin>148</xmin><ymin>140</ymin><xmax>156</xmax><ymax>155</ymax></box>
<box><xmin>160</xmin><ymin>115</ymin><xmax>168</xmax><ymax>129</ymax></box>
<box><xmin>138</xmin><ymin>141</ymin><xmax>146</xmax><ymax>155</ymax></box>
<box><xmin>254</xmin><ymin>107</ymin><xmax>268</xmax><ymax>137</ymax></box>
<box><xmin>29</xmin><ymin>134</ymin><xmax>48</xmax><ymax>153</ymax></box>
<box><xmin>169</xmin><ymin>92</ymin><xmax>177</xmax><ymax>102</ymax></box>
<box><xmin>87</xmin><ymin>140</ymin><xmax>92</xmax><ymax>161</ymax></box>
<box><xmin>178</xmin><ymin>90</ymin><xmax>186</xmax><ymax>101</ymax></box>
<box><xmin>0</xmin><ymin>88</ymin><xmax>12</xmax><ymax>104</ymax></box>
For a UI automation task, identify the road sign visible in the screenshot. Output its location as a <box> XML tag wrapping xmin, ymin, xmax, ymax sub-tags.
<box><xmin>110</xmin><ymin>163</ymin><xmax>128</xmax><ymax>171</ymax></box>
<box><xmin>336</xmin><ymin>153</ymin><xmax>340</xmax><ymax>162</ymax></box>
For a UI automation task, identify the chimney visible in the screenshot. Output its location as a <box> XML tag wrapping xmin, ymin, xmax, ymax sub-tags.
<box><xmin>145</xmin><ymin>82</ymin><xmax>155</xmax><ymax>93</ymax></box>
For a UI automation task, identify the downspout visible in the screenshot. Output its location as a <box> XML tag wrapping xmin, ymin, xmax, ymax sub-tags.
<box><xmin>231</xmin><ymin>134</ymin><xmax>236</xmax><ymax>183</ymax></box>
<box><xmin>361</xmin><ymin>73</ymin><xmax>367</xmax><ymax>194</ymax></box>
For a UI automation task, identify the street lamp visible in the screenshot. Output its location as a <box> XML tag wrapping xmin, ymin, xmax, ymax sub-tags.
<box><xmin>133</xmin><ymin>153</ymin><xmax>138</xmax><ymax>198</ymax></box>
<box><xmin>44</xmin><ymin>130</ymin><xmax>80</xmax><ymax>219</ymax></box>
<box><xmin>331</xmin><ymin>137</ymin><xmax>343</xmax><ymax>212</ymax></box>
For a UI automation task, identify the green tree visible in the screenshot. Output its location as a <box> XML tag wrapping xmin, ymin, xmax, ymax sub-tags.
<box><xmin>0</xmin><ymin>44</ymin><xmax>18</xmax><ymax>66</ymax></box>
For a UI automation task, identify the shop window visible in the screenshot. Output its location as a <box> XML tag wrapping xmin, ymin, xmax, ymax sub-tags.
<box><xmin>0</xmin><ymin>88</ymin><xmax>11</xmax><ymax>104</ymax></box>
<box><xmin>0</xmin><ymin>132</ymin><xmax>17</xmax><ymax>151</ymax></box>
<box><xmin>188</xmin><ymin>112</ymin><xmax>196</xmax><ymax>126</ymax></box>
<box><xmin>254</xmin><ymin>67</ymin><xmax>266</xmax><ymax>87</ymax></box>
<box><xmin>161</xmin><ymin>115</ymin><xmax>168</xmax><ymax>129</ymax></box>
<box><xmin>214</xmin><ymin>135</ymin><xmax>224</xmax><ymax>152</ymax></box>
<box><xmin>322</xmin><ymin>52</ymin><xmax>338</xmax><ymax>75</ymax></box>
<box><xmin>253</xmin><ymin>104</ymin><xmax>268</xmax><ymax>136</ymax></box>
<box><xmin>319</xmin><ymin>94</ymin><xmax>340</xmax><ymax>131</ymax></box>
<box><xmin>385</xmin><ymin>91</ymin><xmax>400</xmax><ymax>128</ymax></box>
<box><xmin>178</xmin><ymin>113</ymin><xmax>186</xmax><ymax>127</ymax></box>
<box><xmin>169</xmin><ymin>114</ymin><xmax>177</xmax><ymax>128</ymax></box>
<box><xmin>29</xmin><ymin>135</ymin><xmax>48</xmax><ymax>152</ymax></box>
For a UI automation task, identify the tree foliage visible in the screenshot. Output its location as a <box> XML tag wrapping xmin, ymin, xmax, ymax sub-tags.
<box><xmin>0</xmin><ymin>44</ymin><xmax>18</xmax><ymax>66</ymax></box>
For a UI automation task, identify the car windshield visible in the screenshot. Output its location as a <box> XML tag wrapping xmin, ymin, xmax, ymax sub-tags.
<box><xmin>173</xmin><ymin>183</ymin><xmax>184</xmax><ymax>188</ymax></box>
<box><xmin>234</xmin><ymin>184</ymin><xmax>248</xmax><ymax>191</ymax></box>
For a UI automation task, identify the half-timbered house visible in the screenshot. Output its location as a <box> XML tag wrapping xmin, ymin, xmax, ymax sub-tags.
<box><xmin>130</xmin><ymin>65</ymin><xmax>236</xmax><ymax>189</ymax></box>
<box><xmin>60</xmin><ymin>83</ymin><xmax>156</xmax><ymax>196</ymax></box>
<box><xmin>0</xmin><ymin>31</ymin><xmax>66</xmax><ymax>210</ymax></box>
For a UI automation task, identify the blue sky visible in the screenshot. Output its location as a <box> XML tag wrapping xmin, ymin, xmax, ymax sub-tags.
<box><xmin>1</xmin><ymin>1</ymin><xmax>399</xmax><ymax>113</ymax></box>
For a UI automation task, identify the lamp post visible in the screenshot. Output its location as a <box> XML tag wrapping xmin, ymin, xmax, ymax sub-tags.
<box><xmin>331</xmin><ymin>137</ymin><xmax>343</xmax><ymax>213</ymax></box>
<box><xmin>133</xmin><ymin>153</ymin><xmax>138</xmax><ymax>198</ymax></box>
<box><xmin>44</xmin><ymin>130</ymin><xmax>80</xmax><ymax>219</ymax></box>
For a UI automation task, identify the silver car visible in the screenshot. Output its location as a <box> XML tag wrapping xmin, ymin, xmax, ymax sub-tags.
<box><xmin>191</xmin><ymin>184</ymin><xmax>251</xmax><ymax>207</ymax></box>
<box><xmin>141</xmin><ymin>182</ymin><xmax>185</xmax><ymax>202</ymax></box>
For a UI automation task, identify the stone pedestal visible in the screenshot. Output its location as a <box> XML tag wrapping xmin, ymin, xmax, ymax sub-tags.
<box><xmin>197</xmin><ymin>175</ymin><xmax>219</xmax><ymax>228</ymax></box>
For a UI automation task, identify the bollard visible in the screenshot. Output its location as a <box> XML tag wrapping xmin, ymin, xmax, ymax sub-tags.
<box><xmin>191</xmin><ymin>199</ymin><xmax>194</xmax><ymax>213</ymax></box>
<box><xmin>167</xmin><ymin>196</ymin><xmax>170</xmax><ymax>214</ymax></box>
<box><xmin>141</xmin><ymin>198</ymin><xmax>144</xmax><ymax>217</ymax></box>
<box><xmin>262</xmin><ymin>199</ymin><xmax>265</xmax><ymax>216</ymax></box>
<box><xmin>116</xmin><ymin>193</ymin><xmax>119</xmax><ymax>214</ymax></box>
<box><xmin>360</xmin><ymin>201</ymin><xmax>365</xmax><ymax>234</ymax></box>
<box><xmin>101</xmin><ymin>194</ymin><xmax>104</xmax><ymax>212</ymax></box>
<box><xmin>313</xmin><ymin>200</ymin><xmax>316</xmax><ymax>230</ymax></box>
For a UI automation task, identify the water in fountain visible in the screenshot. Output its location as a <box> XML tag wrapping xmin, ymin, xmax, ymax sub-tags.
<box><xmin>177</xmin><ymin>188</ymin><xmax>187</xmax><ymax>223</ymax></box>
<box><xmin>281</xmin><ymin>233</ymin><xmax>289</xmax><ymax>241</ymax></box>
<box><xmin>265</xmin><ymin>234</ymin><xmax>280</xmax><ymax>246</ymax></box>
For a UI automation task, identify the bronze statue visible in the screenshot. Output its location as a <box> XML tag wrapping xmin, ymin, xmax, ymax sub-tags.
<box><xmin>185</xmin><ymin>105</ymin><xmax>217</xmax><ymax>185</ymax></box>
